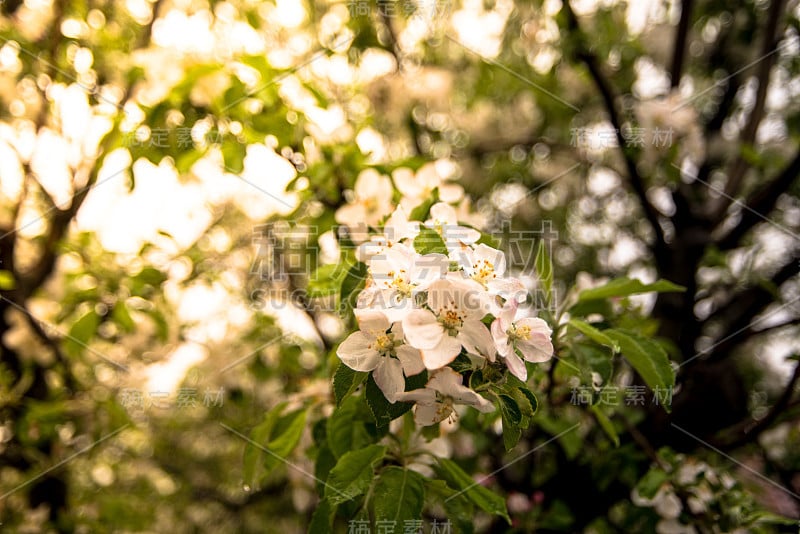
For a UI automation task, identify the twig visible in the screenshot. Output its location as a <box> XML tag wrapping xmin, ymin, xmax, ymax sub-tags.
<box><xmin>562</xmin><ymin>2</ymin><xmax>667</xmax><ymax>262</ymax></box>
<box><xmin>669</xmin><ymin>0</ymin><xmax>695</xmax><ymax>87</ymax></box>
<box><xmin>716</xmin><ymin>149</ymin><xmax>800</xmax><ymax>250</ymax></box>
<box><xmin>716</xmin><ymin>358</ymin><xmax>800</xmax><ymax>449</ymax></box>
<box><xmin>712</xmin><ymin>0</ymin><xmax>788</xmax><ymax>221</ymax></box>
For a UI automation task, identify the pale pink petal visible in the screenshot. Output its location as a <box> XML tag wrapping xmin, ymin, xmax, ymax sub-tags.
<box><xmin>473</xmin><ymin>244</ymin><xmax>506</xmax><ymax>276</ymax></box>
<box><xmin>395</xmin><ymin>388</ymin><xmax>436</xmax><ymax>405</ymax></box>
<box><xmin>427</xmin><ymin>367</ymin><xmax>464</xmax><ymax>391</ymax></box>
<box><xmin>336</xmin><ymin>332</ymin><xmax>381</xmax><ymax>371</ymax></box>
<box><xmin>419</xmin><ymin>335</ymin><xmax>462</xmax><ymax>370</ymax></box>
<box><xmin>438</xmin><ymin>183</ymin><xmax>465</xmax><ymax>203</ymax></box>
<box><xmin>392</xmin><ymin>167</ymin><xmax>420</xmax><ymax>198</ymax></box>
<box><xmin>516</xmin><ymin>318</ymin><xmax>554</xmax><ymax>363</ymax></box>
<box><xmin>396</xmin><ymin>345</ymin><xmax>425</xmax><ymax>376</ymax></box>
<box><xmin>373</xmin><ymin>357</ymin><xmax>405</xmax><ymax>403</ymax></box>
<box><xmin>503</xmin><ymin>350</ymin><xmax>528</xmax><ymax>381</ymax></box>
<box><xmin>335</xmin><ymin>203</ymin><xmax>367</xmax><ymax>226</ymax></box>
<box><xmin>441</xmin><ymin>225</ymin><xmax>481</xmax><ymax>247</ymax></box>
<box><xmin>497</xmin><ymin>300</ymin><xmax>518</xmax><ymax>328</ymax></box>
<box><xmin>355</xmin><ymin>309</ymin><xmax>391</xmax><ymax>335</ymax></box>
<box><xmin>424</xmin><ymin>279</ymin><xmax>453</xmax><ymax>313</ymax></box>
<box><xmin>517</xmin><ymin>317</ymin><xmax>553</xmax><ymax>337</ymax></box>
<box><xmin>414</xmin><ymin>402</ymin><xmax>445</xmax><ymax>426</ymax></box>
<box><xmin>428</xmin><ymin>202</ymin><xmax>458</xmax><ymax>225</ymax></box>
<box><xmin>487</xmin><ymin>277</ymin><xmax>527</xmax><ymax>302</ymax></box>
<box><xmin>491</xmin><ymin>319</ymin><xmax>512</xmax><ymax>357</ymax></box>
<box><xmin>517</xmin><ymin>335</ymin><xmax>554</xmax><ymax>363</ymax></box>
<box><xmin>412</xmin><ymin>254</ymin><xmax>449</xmax><ymax>287</ymax></box>
<box><xmin>457</xmin><ymin>320</ymin><xmax>496</xmax><ymax>361</ymax></box>
<box><xmin>402</xmin><ymin>309</ymin><xmax>444</xmax><ymax>349</ymax></box>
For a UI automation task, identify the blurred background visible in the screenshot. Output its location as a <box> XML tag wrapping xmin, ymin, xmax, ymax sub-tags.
<box><xmin>0</xmin><ymin>0</ymin><xmax>799</xmax><ymax>532</ymax></box>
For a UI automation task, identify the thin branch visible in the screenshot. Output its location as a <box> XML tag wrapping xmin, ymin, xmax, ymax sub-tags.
<box><xmin>562</xmin><ymin>2</ymin><xmax>666</xmax><ymax>260</ymax></box>
<box><xmin>701</xmin><ymin>258</ymin><xmax>800</xmax><ymax>363</ymax></box>
<box><xmin>669</xmin><ymin>0</ymin><xmax>695</xmax><ymax>87</ymax></box>
<box><xmin>716</xmin><ymin>358</ymin><xmax>800</xmax><ymax>449</ymax></box>
<box><xmin>716</xmin><ymin>149</ymin><xmax>800</xmax><ymax>250</ymax></box>
<box><xmin>711</xmin><ymin>0</ymin><xmax>787</xmax><ymax>221</ymax></box>
<box><xmin>18</xmin><ymin>1</ymin><xmax>164</xmax><ymax>299</ymax></box>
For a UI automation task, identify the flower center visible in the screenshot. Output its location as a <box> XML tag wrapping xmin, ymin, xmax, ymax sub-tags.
<box><xmin>507</xmin><ymin>324</ymin><xmax>531</xmax><ymax>342</ymax></box>
<box><xmin>438</xmin><ymin>301</ymin><xmax>465</xmax><ymax>335</ymax></box>
<box><xmin>434</xmin><ymin>395</ymin><xmax>456</xmax><ymax>422</ymax></box>
<box><xmin>386</xmin><ymin>269</ymin><xmax>413</xmax><ymax>297</ymax></box>
<box><xmin>471</xmin><ymin>259</ymin><xmax>497</xmax><ymax>286</ymax></box>
<box><xmin>374</xmin><ymin>334</ymin><xmax>394</xmax><ymax>355</ymax></box>
<box><xmin>362</xmin><ymin>197</ymin><xmax>377</xmax><ymax>212</ymax></box>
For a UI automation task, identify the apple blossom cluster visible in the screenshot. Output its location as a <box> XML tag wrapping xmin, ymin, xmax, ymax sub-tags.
<box><xmin>334</xmin><ymin>178</ymin><xmax>554</xmax><ymax>425</ymax></box>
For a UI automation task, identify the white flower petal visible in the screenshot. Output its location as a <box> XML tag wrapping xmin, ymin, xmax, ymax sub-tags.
<box><xmin>419</xmin><ymin>335</ymin><xmax>462</xmax><ymax>369</ymax></box>
<box><xmin>491</xmin><ymin>318</ymin><xmax>511</xmax><ymax>357</ymax></box>
<box><xmin>414</xmin><ymin>402</ymin><xmax>445</xmax><ymax>426</ymax></box>
<box><xmin>457</xmin><ymin>320</ymin><xmax>496</xmax><ymax>360</ymax></box>
<box><xmin>396</xmin><ymin>388</ymin><xmax>436</xmax><ymax>405</ymax></box>
<box><xmin>374</xmin><ymin>357</ymin><xmax>405</xmax><ymax>403</ymax></box>
<box><xmin>402</xmin><ymin>309</ymin><xmax>444</xmax><ymax>350</ymax></box>
<box><xmin>427</xmin><ymin>202</ymin><xmax>458</xmax><ymax>225</ymax></box>
<box><xmin>473</xmin><ymin>243</ymin><xmax>506</xmax><ymax>275</ymax></box>
<box><xmin>355</xmin><ymin>309</ymin><xmax>391</xmax><ymax>335</ymax></box>
<box><xmin>336</xmin><ymin>332</ymin><xmax>381</xmax><ymax>371</ymax></box>
<box><xmin>503</xmin><ymin>350</ymin><xmax>528</xmax><ymax>381</ymax></box>
<box><xmin>396</xmin><ymin>344</ymin><xmax>425</xmax><ymax>376</ymax></box>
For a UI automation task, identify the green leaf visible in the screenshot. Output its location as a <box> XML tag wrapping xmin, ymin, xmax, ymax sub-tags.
<box><xmin>372</xmin><ymin>467</ymin><xmax>425</xmax><ymax>524</ymax></box>
<box><xmin>408</xmin><ymin>193</ymin><xmax>437</xmax><ymax>222</ymax></box>
<box><xmin>326</xmin><ymin>396</ymin><xmax>374</xmax><ymax>459</ymax></box>
<box><xmin>112</xmin><ymin>301</ymin><xmax>136</xmax><ymax>333</ymax></box>
<box><xmin>536</xmin><ymin>416</ymin><xmax>583</xmax><ymax>460</ymax></box>
<box><xmin>605</xmin><ymin>329</ymin><xmax>675</xmax><ymax>404</ymax></box>
<box><xmin>243</xmin><ymin>402</ymin><xmax>286</xmax><ymax>487</ymax></box>
<box><xmin>497</xmin><ymin>394</ymin><xmax>523</xmax><ymax>450</ymax></box>
<box><xmin>307</xmin><ymin>263</ymin><xmax>351</xmax><ymax>297</ymax></box>
<box><xmin>568</xmin><ymin>319</ymin><xmax>620</xmax><ymax>353</ymax></box>
<box><xmin>535</xmin><ymin>240</ymin><xmax>553</xmax><ymax>303</ymax></box>
<box><xmin>577</xmin><ymin>277</ymin><xmax>685</xmax><ymax>302</ymax></box>
<box><xmin>425</xmin><ymin>480</ymin><xmax>475</xmax><ymax>534</ymax></box>
<box><xmin>365</xmin><ymin>371</ymin><xmax>427</xmax><ymax>430</ymax></box>
<box><xmin>435</xmin><ymin>458</ymin><xmax>511</xmax><ymax>524</ymax></box>
<box><xmin>590</xmin><ymin>405</ymin><xmax>620</xmax><ymax>447</ymax></box>
<box><xmin>308</xmin><ymin>498</ymin><xmax>337</xmax><ymax>534</ymax></box>
<box><xmin>221</xmin><ymin>139</ymin><xmax>246</xmax><ymax>174</ymax></box>
<box><xmin>175</xmin><ymin>147</ymin><xmax>206</xmax><ymax>174</ymax></box>
<box><xmin>516</xmin><ymin>387</ymin><xmax>539</xmax><ymax>418</ymax></box>
<box><xmin>333</xmin><ymin>363</ymin><xmax>367</xmax><ymax>406</ymax></box>
<box><xmin>571</xmin><ymin>343</ymin><xmax>614</xmax><ymax>386</ymax></box>
<box><xmin>65</xmin><ymin>310</ymin><xmax>100</xmax><ymax>356</ymax></box>
<box><xmin>413</xmin><ymin>227</ymin><xmax>448</xmax><ymax>255</ymax></box>
<box><xmin>262</xmin><ymin>408</ymin><xmax>307</xmax><ymax>473</ymax></box>
<box><xmin>339</xmin><ymin>261</ymin><xmax>368</xmax><ymax>317</ymax></box>
<box><xmin>497</xmin><ymin>394</ymin><xmax>522</xmax><ymax>426</ymax></box>
<box><xmin>635</xmin><ymin>467</ymin><xmax>668</xmax><ymax>499</ymax></box>
<box><xmin>502</xmin><ymin>420</ymin><xmax>522</xmax><ymax>451</ymax></box>
<box><xmin>325</xmin><ymin>444</ymin><xmax>387</xmax><ymax>505</ymax></box>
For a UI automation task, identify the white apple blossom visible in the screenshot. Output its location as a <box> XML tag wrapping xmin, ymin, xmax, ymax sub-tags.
<box><xmin>364</xmin><ymin>243</ymin><xmax>448</xmax><ymax>322</ymax></box>
<box><xmin>425</xmin><ymin>202</ymin><xmax>481</xmax><ymax>252</ymax></box>
<box><xmin>356</xmin><ymin>206</ymin><xmax>420</xmax><ymax>262</ymax></box>
<box><xmin>449</xmin><ymin>243</ymin><xmax>526</xmax><ymax>302</ymax></box>
<box><xmin>490</xmin><ymin>301</ymin><xmax>553</xmax><ymax>381</ymax></box>
<box><xmin>402</xmin><ymin>278</ymin><xmax>495</xmax><ymax>369</ymax></box>
<box><xmin>396</xmin><ymin>367</ymin><xmax>494</xmax><ymax>426</ymax></box>
<box><xmin>336</xmin><ymin>310</ymin><xmax>424</xmax><ymax>402</ymax></box>
<box><xmin>393</xmin><ymin>161</ymin><xmax>464</xmax><ymax>212</ymax></box>
<box><xmin>335</xmin><ymin>169</ymin><xmax>395</xmax><ymax>240</ymax></box>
